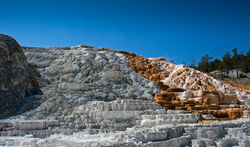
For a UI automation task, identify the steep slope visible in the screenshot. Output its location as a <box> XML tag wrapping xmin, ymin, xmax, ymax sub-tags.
<box><xmin>116</xmin><ymin>51</ymin><xmax>250</xmax><ymax>120</ymax></box>
<box><xmin>3</xmin><ymin>45</ymin><xmax>172</xmax><ymax>135</ymax></box>
<box><xmin>0</xmin><ymin>34</ymin><xmax>40</xmax><ymax>118</ymax></box>
<box><xmin>22</xmin><ymin>45</ymin><xmax>160</xmax><ymax>116</ymax></box>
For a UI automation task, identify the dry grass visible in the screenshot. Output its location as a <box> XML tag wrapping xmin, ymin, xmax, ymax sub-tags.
<box><xmin>221</xmin><ymin>80</ymin><xmax>250</xmax><ymax>90</ymax></box>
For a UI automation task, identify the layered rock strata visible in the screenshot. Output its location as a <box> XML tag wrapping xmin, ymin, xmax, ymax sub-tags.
<box><xmin>0</xmin><ymin>34</ymin><xmax>40</xmax><ymax>118</ymax></box>
<box><xmin>116</xmin><ymin>51</ymin><xmax>250</xmax><ymax>120</ymax></box>
<box><xmin>9</xmin><ymin>45</ymin><xmax>167</xmax><ymax>132</ymax></box>
<box><xmin>4</xmin><ymin>45</ymin><xmax>206</xmax><ymax>140</ymax></box>
<box><xmin>1</xmin><ymin>118</ymin><xmax>249</xmax><ymax>146</ymax></box>
<box><xmin>0</xmin><ymin>34</ymin><xmax>249</xmax><ymax>146</ymax></box>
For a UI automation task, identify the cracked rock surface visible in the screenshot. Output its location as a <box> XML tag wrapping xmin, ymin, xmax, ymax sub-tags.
<box><xmin>0</xmin><ymin>34</ymin><xmax>40</xmax><ymax>118</ymax></box>
<box><xmin>18</xmin><ymin>45</ymin><xmax>160</xmax><ymax>119</ymax></box>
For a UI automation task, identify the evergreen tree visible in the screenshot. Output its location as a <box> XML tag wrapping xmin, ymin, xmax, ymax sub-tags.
<box><xmin>198</xmin><ymin>54</ymin><xmax>213</xmax><ymax>72</ymax></box>
<box><xmin>232</xmin><ymin>48</ymin><xmax>237</xmax><ymax>57</ymax></box>
<box><xmin>222</xmin><ymin>51</ymin><xmax>232</xmax><ymax>76</ymax></box>
<box><xmin>189</xmin><ymin>56</ymin><xmax>196</xmax><ymax>69</ymax></box>
<box><xmin>210</xmin><ymin>59</ymin><xmax>221</xmax><ymax>72</ymax></box>
<box><xmin>231</xmin><ymin>48</ymin><xmax>241</xmax><ymax>70</ymax></box>
<box><xmin>237</xmin><ymin>53</ymin><xmax>246</xmax><ymax>73</ymax></box>
<box><xmin>195</xmin><ymin>49</ymin><xmax>249</xmax><ymax>78</ymax></box>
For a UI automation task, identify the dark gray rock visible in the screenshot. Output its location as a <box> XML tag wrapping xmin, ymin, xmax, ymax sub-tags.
<box><xmin>0</xmin><ymin>34</ymin><xmax>40</xmax><ymax>118</ymax></box>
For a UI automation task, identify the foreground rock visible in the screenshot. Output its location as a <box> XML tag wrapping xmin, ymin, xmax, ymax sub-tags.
<box><xmin>1</xmin><ymin>118</ymin><xmax>249</xmax><ymax>146</ymax></box>
<box><xmin>0</xmin><ymin>34</ymin><xmax>40</xmax><ymax>118</ymax></box>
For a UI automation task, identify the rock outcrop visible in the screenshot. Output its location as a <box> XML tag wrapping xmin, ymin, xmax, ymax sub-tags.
<box><xmin>9</xmin><ymin>45</ymin><xmax>164</xmax><ymax>133</ymax></box>
<box><xmin>116</xmin><ymin>51</ymin><xmax>250</xmax><ymax>120</ymax></box>
<box><xmin>0</xmin><ymin>34</ymin><xmax>249</xmax><ymax>146</ymax></box>
<box><xmin>0</xmin><ymin>34</ymin><xmax>40</xmax><ymax>118</ymax></box>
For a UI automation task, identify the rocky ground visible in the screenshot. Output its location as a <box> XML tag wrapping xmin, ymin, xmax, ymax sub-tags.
<box><xmin>1</xmin><ymin>118</ymin><xmax>250</xmax><ymax>147</ymax></box>
<box><xmin>0</xmin><ymin>34</ymin><xmax>249</xmax><ymax>146</ymax></box>
<box><xmin>211</xmin><ymin>70</ymin><xmax>250</xmax><ymax>85</ymax></box>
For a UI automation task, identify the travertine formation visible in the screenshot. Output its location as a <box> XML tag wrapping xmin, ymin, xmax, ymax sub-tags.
<box><xmin>116</xmin><ymin>51</ymin><xmax>250</xmax><ymax>120</ymax></box>
<box><xmin>1</xmin><ymin>118</ymin><xmax>250</xmax><ymax>146</ymax></box>
<box><xmin>0</xmin><ymin>34</ymin><xmax>40</xmax><ymax>118</ymax></box>
<box><xmin>0</xmin><ymin>34</ymin><xmax>249</xmax><ymax>146</ymax></box>
<box><xmin>19</xmin><ymin>46</ymin><xmax>160</xmax><ymax>118</ymax></box>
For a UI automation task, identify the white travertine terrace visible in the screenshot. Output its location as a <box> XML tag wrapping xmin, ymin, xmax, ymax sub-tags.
<box><xmin>0</xmin><ymin>43</ymin><xmax>249</xmax><ymax>146</ymax></box>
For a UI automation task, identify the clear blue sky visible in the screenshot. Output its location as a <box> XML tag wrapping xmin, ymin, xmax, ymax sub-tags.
<box><xmin>1</xmin><ymin>0</ymin><xmax>250</xmax><ymax>65</ymax></box>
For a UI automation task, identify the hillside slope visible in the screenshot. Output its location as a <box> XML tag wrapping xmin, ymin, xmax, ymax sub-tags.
<box><xmin>117</xmin><ymin>51</ymin><xmax>250</xmax><ymax>120</ymax></box>
<box><xmin>0</xmin><ymin>35</ymin><xmax>249</xmax><ymax>146</ymax></box>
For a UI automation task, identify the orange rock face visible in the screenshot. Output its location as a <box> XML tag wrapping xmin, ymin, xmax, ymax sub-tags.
<box><xmin>116</xmin><ymin>50</ymin><xmax>249</xmax><ymax>121</ymax></box>
<box><xmin>221</xmin><ymin>94</ymin><xmax>239</xmax><ymax>104</ymax></box>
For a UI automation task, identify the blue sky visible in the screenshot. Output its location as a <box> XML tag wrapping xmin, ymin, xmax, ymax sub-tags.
<box><xmin>1</xmin><ymin>0</ymin><xmax>250</xmax><ymax>65</ymax></box>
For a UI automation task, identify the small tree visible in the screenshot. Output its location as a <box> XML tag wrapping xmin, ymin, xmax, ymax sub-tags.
<box><xmin>209</xmin><ymin>59</ymin><xmax>222</xmax><ymax>72</ymax></box>
<box><xmin>190</xmin><ymin>56</ymin><xmax>196</xmax><ymax>69</ymax></box>
<box><xmin>217</xmin><ymin>61</ymin><xmax>224</xmax><ymax>79</ymax></box>
<box><xmin>214</xmin><ymin>59</ymin><xmax>222</xmax><ymax>70</ymax></box>
<box><xmin>198</xmin><ymin>54</ymin><xmax>213</xmax><ymax>72</ymax></box>
<box><xmin>222</xmin><ymin>51</ymin><xmax>232</xmax><ymax>76</ymax></box>
<box><xmin>232</xmin><ymin>48</ymin><xmax>237</xmax><ymax>57</ymax></box>
<box><xmin>237</xmin><ymin>52</ymin><xmax>247</xmax><ymax>73</ymax></box>
<box><xmin>232</xmin><ymin>48</ymin><xmax>240</xmax><ymax>69</ymax></box>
